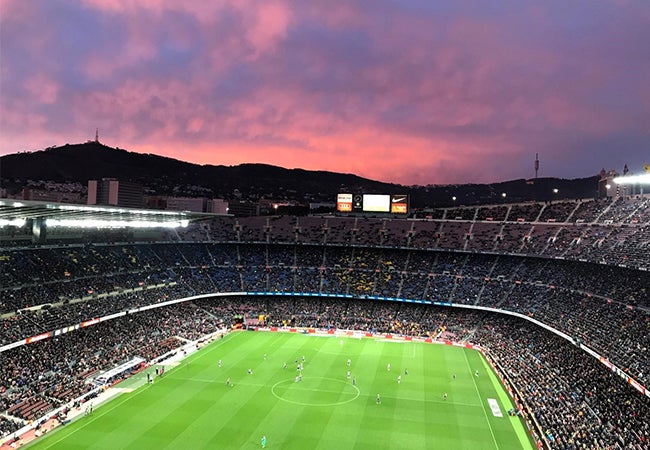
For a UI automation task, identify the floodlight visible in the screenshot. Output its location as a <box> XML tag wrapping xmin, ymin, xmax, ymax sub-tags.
<box><xmin>46</xmin><ymin>219</ymin><xmax>186</xmax><ymax>229</ymax></box>
<box><xmin>613</xmin><ymin>173</ymin><xmax>650</xmax><ymax>185</ymax></box>
<box><xmin>57</xmin><ymin>204</ymin><xmax>181</xmax><ymax>216</ymax></box>
<box><xmin>0</xmin><ymin>218</ymin><xmax>26</xmax><ymax>227</ymax></box>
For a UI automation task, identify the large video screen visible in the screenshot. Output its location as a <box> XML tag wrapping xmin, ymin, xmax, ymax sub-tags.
<box><xmin>362</xmin><ymin>194</ymin><xmax>390</xmax><ymax>212</ymax></box>
<box><xmin>336</xmin><ymin>193</ymin><xmax>409</xmax><ymax>214</ymax></box>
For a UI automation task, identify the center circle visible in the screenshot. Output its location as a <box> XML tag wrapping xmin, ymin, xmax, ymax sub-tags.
<box><xmin>271</xmin><ymin>376</ymin><xmax>360</xmax><ymax>406</ymax></box>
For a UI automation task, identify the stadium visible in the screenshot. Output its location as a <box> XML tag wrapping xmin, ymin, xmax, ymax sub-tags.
<box><xmin>1</xmin><ymin>193</ymin><xmax>648</xmax><ymax>449</ymax></box>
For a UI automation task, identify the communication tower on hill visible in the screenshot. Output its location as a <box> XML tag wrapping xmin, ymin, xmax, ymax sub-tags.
<box><xmin>534</xmin><ymin>153</ymin><xmax>539</xmax><ymax>179</ymax></box>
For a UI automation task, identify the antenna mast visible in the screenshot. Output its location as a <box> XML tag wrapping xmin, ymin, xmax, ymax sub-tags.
<box><xmin>534</xmin><ymin>153</ymin><xmax>539</xmax><ymax>179</ymax></box>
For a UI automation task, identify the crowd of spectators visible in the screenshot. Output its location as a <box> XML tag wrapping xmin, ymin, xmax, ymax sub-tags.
<box><xmin>471</xmin><ymin>312</ymin><xmax>649</xmax><ymax>450</ymax></box>
<box><xmin>1</xmin><ymin>302</ymin><xmax>226</xmax><ymax>427</ymax></box>
<box><xmin>2</xmin><ymin>198</ymin><xmax>649</xmax><ymax>269</ymax></box>
<box><xmin>0</xmin><ymin>417</ymin><xmax>22</xmax><ymax>442</ymax></box>
<box><xmin>1</xmin><ymin>242</ymin><xmax>648</xmax><ymax>386</ymax></box>
<box><xmin>174</xmin><ymin>196</ymin><xmax>650</xmax><ymax>269</ymax></box>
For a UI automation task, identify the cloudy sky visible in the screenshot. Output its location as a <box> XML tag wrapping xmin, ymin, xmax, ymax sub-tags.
<box><xmin>1</xmin><ymin>0</ymin><xmax>648</xmax><ymax>185</ymax></box>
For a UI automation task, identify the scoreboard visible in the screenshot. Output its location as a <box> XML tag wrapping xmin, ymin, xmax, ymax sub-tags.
<box><xmin>336</xmin><ymin>193</ymin><xmax>353</xmax><ymax>212</ymax></box>
<box><xmin>336</xmin><ymin>193</ymin><xmax>409</xmax><ymax>214</ymax></box>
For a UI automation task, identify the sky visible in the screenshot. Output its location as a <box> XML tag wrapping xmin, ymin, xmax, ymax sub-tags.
<box><xmin>1</xmin><ymin>0</ymin><xmax>649</xmax><ymax>185</ymax></box>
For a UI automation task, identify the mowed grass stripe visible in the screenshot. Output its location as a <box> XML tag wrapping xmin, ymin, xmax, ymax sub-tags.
<box><xmin>324</xmin><ymin>337</ymin><xmax>379</xmax><ymax>449</ymax></box>
<box><xmin>191</xmin><ymin>332</ymin><xmax>294</xmax><ymax>448</ymax></box>
<box><xmin>347</xmin><ymin>338</ymin><xmax>390</xmax><ymax>449</ymax></box>
<box><xmin>26</xmin><ymin>332</ymin><xmax>533</xmax><ymax>450</ymax></box>
<box><xmin>422</xmin><ymin>346</ymin><xmax>472</xmax><ymax>449</ymax></box>
<box><xmin>280</xmin><ymin>337</ymin><xmax>359</xmax><ymax>449</ymax></box>
<box><xmin>202</xmin><ymin>333</ymin><xmax>290</xmax><ymax>448</ymax></box>
<box><xmin>30</xmin><ymin>382</ymin><xmax>157</xmax><ymax>450</ymax></box>
<box><xmin>464</xmin><ymin>349</ymin><xmax>533</xmax><ymax>449</ymax></box>
<box><xmin>390</xmin><ymin>342</ymin><xmax>427</xmax><ymax>450</ymax></box>
<box><xmin>138</xmin><ymin>334</ymin><xmax>257</xmax><ymax>448</ymax></box>
<box><xmin>463</xmin><ymin>347</ymin><xmax>500</xmax><ymax>450</ymax></box>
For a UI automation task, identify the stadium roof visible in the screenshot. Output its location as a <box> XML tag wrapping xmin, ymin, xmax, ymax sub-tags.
<box><xmin>0</xmin><ymin>199</ymin><xmax>218</xmax><ymax>228</ymax></box>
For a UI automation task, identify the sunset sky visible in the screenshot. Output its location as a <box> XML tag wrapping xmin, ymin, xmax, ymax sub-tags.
<box><xmin>1</xmin><ymin>0</ymin><xmax>649</xmax><ymax>185</ymax></box>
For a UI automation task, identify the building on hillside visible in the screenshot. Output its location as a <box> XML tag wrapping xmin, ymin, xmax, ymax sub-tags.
<box><xmin>19</xmin><ymin>188</ymin><xmax>82</xmax><ymax>203</ymax></box>
<box><xmin>165</xmin><ymin>197</ymin><xmax>208</xmax><ymax>212</ymax></box>
<box><xmin>209</xmin><ymin>198</ymin><xmax>229</xmax><ymax>214</ymax></box>
<box><xmin>145</xmin><ymin>196</ymin><xmax>229</xmax><ymax>214</ymax></box>
<box><xmin>87</xmin><ymin>179</ymin><xmax>144</xmax><ymax>208</ymax></box>
<box><xmin>226</xmin><ymin>201</ymin><xmax>259</xmax><ymax>217</ymax></box>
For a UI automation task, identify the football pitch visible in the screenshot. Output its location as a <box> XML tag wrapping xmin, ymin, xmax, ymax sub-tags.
<box><xmin>27</xmin><ymin>332</ymin><xmax>534</xmax><ymax>450</ymax></box>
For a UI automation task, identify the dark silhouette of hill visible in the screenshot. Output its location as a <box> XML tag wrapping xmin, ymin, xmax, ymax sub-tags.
<box><xmin>0</xmin><ymin>142</ymin><xmax>599</xmax><ymax>207</ymax></box>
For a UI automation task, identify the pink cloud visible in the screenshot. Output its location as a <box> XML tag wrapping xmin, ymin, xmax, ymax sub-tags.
<box><xmin>242</xmin><ymin>1</ymin><xmax>292</xmax><ymax>57</ymax></box>
<box><xmin>24</xmin><ymin>74</ymin><xmax>60</xmax><ymax>104</ymax></box>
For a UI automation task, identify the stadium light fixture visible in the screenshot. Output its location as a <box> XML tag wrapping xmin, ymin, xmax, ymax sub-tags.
<box><xmin>57</xmin><ymin>204</ymin><xmax>181</xmax><ymax>216</ymax></box>
<box><xmin>613</xmin><ymin>173</ymin><xmax>650</xmax><ymax>185</ymax></box>
<box><xmin>0</xmin><ymin>218</ymin><xmax>26</xmax><ymax>227</ymax></box>
<box><xmin>46</xmin><ymin>219</ymin><xmax>188</xmax><ymax>229</ymax></box>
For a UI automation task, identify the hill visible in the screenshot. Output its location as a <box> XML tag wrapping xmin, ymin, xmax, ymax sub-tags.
<box><xmin>0</xmin><ymin>142</ymin><xmax>599</xmax><ymax>207</ymax></box>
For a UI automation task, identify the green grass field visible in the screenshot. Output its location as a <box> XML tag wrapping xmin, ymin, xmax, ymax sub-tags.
<box><xmin>27</xmin><ymin>332</ymin><xmax>534</xmax><ymax>450</ymax></box>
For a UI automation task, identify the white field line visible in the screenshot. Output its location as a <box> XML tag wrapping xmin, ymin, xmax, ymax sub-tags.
<box><xmin>463</xmin><ymin>349</ymin><xmax>500</xmax><ymax>450</ymax></box>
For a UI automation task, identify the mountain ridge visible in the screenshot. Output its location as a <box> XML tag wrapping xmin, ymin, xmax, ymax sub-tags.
<box><xmin>0</xmin><ymin>142</ymin><xmax>600</xmax><ymax>207</ymax></box>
